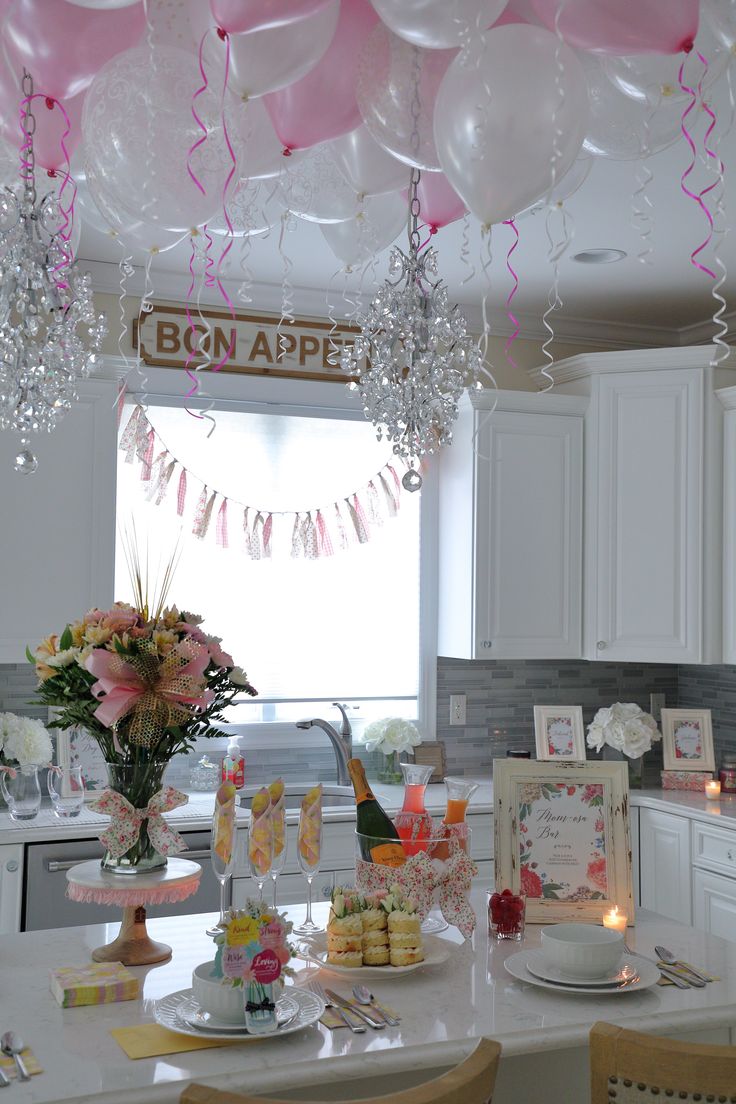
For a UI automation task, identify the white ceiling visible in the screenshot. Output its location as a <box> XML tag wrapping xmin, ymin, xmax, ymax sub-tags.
<box><xmin>78</xmin><ymin>83</ymin><xmax>736</xmax><ymax>350</ymax></box>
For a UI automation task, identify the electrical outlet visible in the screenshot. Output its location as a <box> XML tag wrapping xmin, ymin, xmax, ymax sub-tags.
<box><xmin>650</xmin><ymin>693</ymin><xmax>666</xmax><ymax>723</ymax></box>
<box><xmin>449</xmin><ymin>694</ymin><xmax>466</xmax><ymax>726</ymax></box>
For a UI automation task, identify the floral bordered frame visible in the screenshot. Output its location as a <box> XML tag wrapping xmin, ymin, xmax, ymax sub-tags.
<box><xmin>661</xmin><ymin>709</ymin><xmax>715</xmax><ymax>773</ymax></box>
<box><xmin>493</xmin><ymin>759</ymin><xmax>634</xmax><ymax>924</ymax></box>
<box><xmin>533</xmin><ymin>705</ymin><xmax>586</xmax><ymax>761</ymax></box>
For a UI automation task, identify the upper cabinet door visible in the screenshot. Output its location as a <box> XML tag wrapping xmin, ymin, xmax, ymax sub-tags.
<box><xmin>590</xmin><ymin>369</ymin><xmax>703</xmax><ymax>663</ymax></box>
<box><xmin>0</xmin><ymin>379</ymin><xmax>117</xmax><ymax>663</ymax></box>
<box><xmin>438</xmin><ymin>396</ymin><xmax>584</xmax><ymax>660</ymax></box>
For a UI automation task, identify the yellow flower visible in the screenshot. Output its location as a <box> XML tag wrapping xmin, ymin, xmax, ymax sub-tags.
<box><xmin>84</xmin><ymin>625</ymin><xmax>113</xmax><ymax>646</ymax></box>
<box><xmin>35</xmin><ymin>635</ymin><xmax>58</xmax><ymax>681</ymax></box>
<box><xmin>160</xmin><ymin>606</ymin><xmax>180</xmax><ymax>630</ymax></box>
<box><xmin>152</xmin><ymin>629</ymin><xmax>176</xmax><ymax>655</ymax></box>
<box><xmin>70</xmin><ymin>622</ymin><xmax>86</xmax><ymax>647</ymax></box>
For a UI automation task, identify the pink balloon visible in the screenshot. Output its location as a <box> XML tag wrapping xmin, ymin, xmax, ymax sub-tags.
<box><xmin>531</xmin><ymin>0</ymin><xmax>699</xmax><ymax>55</ymax></box>
<box><xmin>417</xmin><ymin>172</ymin><xmax>465</xmax><ymax>229</ymax></box>
<box><xmin>3</xmin><ymin>0</ymin><xmax>146</xmax><ymax>100</ymax></box>
<box><xmin>264</xmin><ymin>0</ymin><xmax>379</xmax><ymax>151</ymax></box>
<box><xmin>0</xmin><ymin>60</ymin><xmax>84</xmax><ymax>170</ymax></box>
<box><xmin>210</xmin><ymin>0</ymin><xmax>332</xmax><ymax>34</ymax></box>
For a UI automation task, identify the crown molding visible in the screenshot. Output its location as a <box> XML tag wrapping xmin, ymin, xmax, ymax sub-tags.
<box><xmin>83</xmin><ymin>256</ymin><xmax>736</xmax><ymax>354</ymax></box>
<box><xmin>526</xmin><ymin>344</ymin><xmax>736</xmax><ymax>388</ymax></box>
<box><xmin>466</xmin><ymin>389</ymin><xmax>588</xmax><ymax>416</ymax></box>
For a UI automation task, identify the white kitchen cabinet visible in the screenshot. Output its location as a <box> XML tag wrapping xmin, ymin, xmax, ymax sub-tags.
<box><xmin>692</xmin><ymin>868</ymin><xmax>736</xmax><ymax>942</ymax></box>
<box><xmin>0</xmin><ymin>843</ymin><xmax>23</xmax><ymax>933</ymax></box>
<box><xmin>0</xmin><ymin>374</ymin><xmax>120</xmax><ymax>662</ymax></box>
<box><xmin>438</xmin><ymin>391</ymin><xmax>586</xmax><ymax>659</ymax></box>
<box><xmin>531</xmin><ymin>347</ymin><xmax>736</xmax><ymax>664</ymax></box>
<box><xmin>718</xmin><ymin>386</ymin><xmax>736</xmax><ymax>661</ymax></box>
<box><xmin>639</xmin><ymin>807</ymin><xmax>692</xmax><ymax>924</ymax></box>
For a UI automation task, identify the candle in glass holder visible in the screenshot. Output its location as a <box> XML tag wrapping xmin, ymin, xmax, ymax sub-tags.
<box><xmin>602</xmin><ymin>906</ymin><xmax>627</xmax><ymax>933</ymax></box>
<box><xmin>705</xmin><ymin>779</ymin><xmax>721</xmax><ymax>799</ymax></box>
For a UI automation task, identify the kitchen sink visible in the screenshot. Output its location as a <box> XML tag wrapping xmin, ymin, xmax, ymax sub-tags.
<box><xmin>240</xmin><ymin>783</ymin><xmax>355</xmax><ymax>810</ymax></box>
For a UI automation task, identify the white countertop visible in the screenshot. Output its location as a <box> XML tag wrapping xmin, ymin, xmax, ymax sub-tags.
<box><xmin>3</xmin><ymin>888</ymin><xmax>736</xmax><ymax>1104</ymax></box>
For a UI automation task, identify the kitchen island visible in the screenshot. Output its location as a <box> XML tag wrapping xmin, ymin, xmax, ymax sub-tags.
<box><xmin>2</xmin><ymin>887</ymin><xmax>735</xmax><ymax>1104</ymax></box>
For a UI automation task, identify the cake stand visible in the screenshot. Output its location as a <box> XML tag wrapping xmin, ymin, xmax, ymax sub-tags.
<box><xmin>66</xmin><ymin>858</ymin><xmax>202</xmax><ymax>966</ymax></box>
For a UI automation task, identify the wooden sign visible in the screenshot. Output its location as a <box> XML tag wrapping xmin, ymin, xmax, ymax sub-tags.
<box><xmin>132</xmin><ymin>303</ymin><xmax>360</xmax><ymax>383</ymax></box>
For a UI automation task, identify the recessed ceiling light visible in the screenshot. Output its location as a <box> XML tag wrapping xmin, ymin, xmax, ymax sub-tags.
<box><xmin>572</xmin><ymin>249</ymin><xmax>627</xmax><ymax>264</ymax></box>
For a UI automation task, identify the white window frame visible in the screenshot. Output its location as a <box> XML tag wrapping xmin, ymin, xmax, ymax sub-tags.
<box><xmin>112</xmin><ymin>359</ymin><xmax>438</xmax><ymax>749</ymax></box>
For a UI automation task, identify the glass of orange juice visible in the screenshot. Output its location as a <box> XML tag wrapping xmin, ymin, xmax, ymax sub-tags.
<box><xmin>443</xmin><ymin>778</ymin><xmax>479</xmax><ymax>825</ymax></box>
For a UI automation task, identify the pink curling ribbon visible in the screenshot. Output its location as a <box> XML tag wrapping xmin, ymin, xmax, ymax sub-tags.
<box><xmin>679</xmin><ymin>45</ymin><xmax>717</xmax><ymax>281</ymax></box>
<box><xmin>355</xmin><ymin>845</ymin><xmax>478</xmax><ymax>940</ymax></box>
<box><xmin>214</xmin><ymin>28</ymin><xmax>237</xmax><ymax>372</ymax></box>
<box><xmin>85</xmin><ymin>639</ymin><xmax>212</xmax><ymax>731</ymax></box>
<box><xmin>89</xmin><ymin>786</ymin><xmax>189</xmax><ymax>860</ymax></box>
<box><xmin>19</xmin><ymin>93</ymin><xmax>75</xmax><ymax>290</ymax></box>
<box><xmin>183</xmin><ymin>236</ymin><xmax>204</xmax><ymax>406</ymax></box>
<box><xmin>502</xmin><ymin>218</ymin><xmax>520</xmax><ymax>371</ymax></box>
<box><xmin>204</xmin><ymin>226</ymin><xmax>215</xmax><ymax>289</ymax></box>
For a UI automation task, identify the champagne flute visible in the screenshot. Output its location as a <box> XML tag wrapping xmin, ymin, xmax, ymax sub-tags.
<box><xmin>270</xmin><ymin>809</ymin><xmax>287</xmax><ymax>908</ymax></box>
<box><xmin>206</xmin><ymin>800</ymin><xmax>237</xmax><ymax>937</ymax></box>
<box><xmin>293</xmin><ymin>817</ymin><xmax>323</xmax><ymax>935</ymax></box>
<box><xmin>248</xmin><ymin>814</ymin><xmax>274</xmax><ymax>903</ymax></box>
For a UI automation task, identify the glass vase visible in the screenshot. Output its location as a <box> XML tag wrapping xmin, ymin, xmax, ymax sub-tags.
<box><xmin>378</xmin><ymin>750</ymin><xmax>403</xmax><ymax>784</ymax></box>
<box><xmin>102</xmin><ymin>759</ymin><xmax>170</xmax><ymax>874</ymax></box>
<box><xmin>601</xmin><ymin>745</ymin><xmax>644</xmax><ymax>789</ymax></box>
<box><xmin>244</xmin><ymin>980</ymin><xmax>277</xmax><ymax>1034</ymax></box>
<box><xmin>0</xmin><ymin>766</ymin><xmax>41</xmax><ymax>821</ymax></box>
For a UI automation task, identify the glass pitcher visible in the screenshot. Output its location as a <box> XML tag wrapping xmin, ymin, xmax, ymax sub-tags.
<box><xmin>395</xmin><ymin>762</ymin><xmax>434</xmax><ymax>856</ymax></box>
<box><xmin>1</xmin><ymin>766</ymin><xmax>42</xmax><ymax>821</ymax></box>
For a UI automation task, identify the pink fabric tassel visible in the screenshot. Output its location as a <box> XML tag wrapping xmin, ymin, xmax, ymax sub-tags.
<box><xmin>290</xmin><ymin>514</ymin><xmax>302</xmax><ymax>558</ymax></box>
<box><xmin>119</xmin><ymin>405</ymin><xmax>142</xmax><ymax>463</ymax></box>
<box><xmin>145</xmin><ymin>451</ymin><xmax>167</xmax><ymax>500</ymax></box>
<box><xmin>116</xmin><ymin>383</ymin><xmax>127</xmax><ymax>428</ymax></box>
<box><xmin>199</xmin><ymin>491</ymin><xmax>217</xmax><ymax>539</ymax></box>
<box><xmin>242</xmin><ymin>508</ymin><xmax>253</xmax><ymax>557</ymax></box>
<box><xmin>251</xmin><ymin>512</ymin><xmax>264</xmax><ymax>560</ymax></box>
<box><xmin>192</xmin><ymin>486</ymin><xmax>208</xmax><ymax>537</ymax></box>
<box><xmin>140</xmin><ymin>430</ymin><xmax>155</xmax><ymax>482</ymax></box>
<box><xmin>366</xmin><ymin>480</ymin><xmax>383</xmax><ymax>526</ymax></box>
<box><xmin>177</xmin><ymin>469</ymin><xmax>188</xmax><ymax>517</ymax></box>
<box><xmin>387</xmin><ymin>464</ymin><xmax>402</xmax><ymax>499</ymax></box>
<box><xmin>379</xmin><ymin>471</ymin><xmax>399</xmax><ymax>517</ymax></box>
<box><xmin>347</xmin><ymin>496</ymin><xmax>369</xmax><ymax>544</ymax></box>
<box><xmin>155</xmin><ymin>460</ymin><xmax>177</xmax><ymax>506</ymax></box>
<box><xmin>302</xmin><ymin>513</ymin><xmax>319</xmax><ymax>559</ymax></box>
<box><xmin>315</xmin><ymin>510</ymin><xmax>333</xmax><ymax>556</ymax></box>
<box><xmin>263</xmin><ymin>514</ymin><xmax>273</xmax><ymax>558</ymax></box>
<box><xmin>216</xmin><ymin>498</ymin><xmax>229</xmax><ymax>548</ymax></box>
<box><xmin>352</xmin><ymin>494</ymin><xmax>370</xmax><ymax>538</ymax></box>
<box><xmin>333</xmin><ymin>504</ymin><xmax>350</xmax><ymax>551</ymax></box>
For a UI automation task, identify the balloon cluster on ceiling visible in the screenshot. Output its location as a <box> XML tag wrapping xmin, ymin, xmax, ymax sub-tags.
<box><xmin>0</xmin><ymin>0</ymin><xmax>730</xmax><ymax>280</ymax></box>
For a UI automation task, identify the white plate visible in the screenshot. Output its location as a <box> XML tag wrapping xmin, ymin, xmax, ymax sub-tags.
<box><xmin>504</xmin><ymin>951</ymin><xmax>660</xmax><ymax>995</ymax></box>
<box><xmin>524</xmin><ymin>950</ymin><xmax>639</xmax><ymax>987</ymax></box>
<box><xmin>297</xmin><ymin>932</ymin><xmax>453</xmax><ymax>978</ymax></box>
<box><xmin>154</xmin><ymin>987</ymin><xmax>325</xmax><ymax>1041</ymax></box>
<box><xmin>179</xmin><ymin>992</ymin><xmax>300</xmax><ymax>1033</ymax></box>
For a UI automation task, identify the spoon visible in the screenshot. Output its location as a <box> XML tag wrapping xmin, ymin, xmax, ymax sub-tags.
<box><xmin>1</xmin><ymin>1032</ymin><xmax>29</xmax><ymax>1081</ymax></box>
<box><xmin>352</xmin><ymin>985</ymin><xmax>400</xmax><ymax>1026</ymax></box>
<box><xmin>655</xmin><ymin>946</ymin><xmax>709</xmax><ymax>986</ymax></box>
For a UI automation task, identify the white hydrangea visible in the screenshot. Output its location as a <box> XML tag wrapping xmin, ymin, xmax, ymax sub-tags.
<box><xmin>586</xmin><ymin>702</ymin><xmax>661</xmax><ymax>759</ymax></box>
<box><xmin>0</xmin><ymin>712</ymin><xmax>53</xmax><ymax>769</ymax></box>
<box><xmin>363</xmin><ymin>717</ymin><xmax>422</xmax><ymax>756</ymax></box>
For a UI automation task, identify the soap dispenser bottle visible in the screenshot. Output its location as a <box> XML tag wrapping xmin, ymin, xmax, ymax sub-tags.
<box><xmin>221</xmin><ymin>735</ymin><xmax>245</xmax><ymax>790</ymax></box>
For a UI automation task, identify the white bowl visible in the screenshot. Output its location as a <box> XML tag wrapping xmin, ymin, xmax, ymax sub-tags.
<box><xmin>192</xmin><ymin>961</ymin><xmax>245</xmax><ymax>1024</ymax></box>
<box><xmin>540</xmin><ymin>923</ymin><xmax>624</xmax><ymax>979</ymax></box>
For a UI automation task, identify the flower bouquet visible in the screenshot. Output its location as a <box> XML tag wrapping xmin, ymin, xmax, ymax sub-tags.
<box><xmin>0</xmin><ymin>712</ymin><xmax>53</xmax><ymax>819</ymax></box>
<box><xmin>29</xmin><ymin>561</ymin><xmax>256</xmax><ymax>871</ymax></box>
<box><xmin>586</xmin><ymin>702</ymin><xmax>661</xmax><ymax>788</ymax></box>
<box><xmin>364</xmin><ymin>717</ymin><xmax>422</xmax><ymax>784</ymax></box>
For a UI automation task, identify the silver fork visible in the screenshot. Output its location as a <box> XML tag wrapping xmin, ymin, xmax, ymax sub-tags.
<box><xmin>308</xmin><ymin>980</ymin><xmax>366</xmax><ymax>1033</ymax></box>
<box><xmin>624</xmin><ymin>941</ymin><xmax>692</xmax><ymax>989</ymax></box>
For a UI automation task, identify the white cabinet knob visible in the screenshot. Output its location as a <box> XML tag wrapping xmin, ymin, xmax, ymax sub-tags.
<box><xmin>481</xmin><ymin>640</ymin><xmax>492</xmax><ymax>649</ymax></box>
<box><xmin>5</xmin><ymin>860</ymin><xmax>18</xmax><ymax>873</ymax></box>
<box><xmin>597</xmin><ymin>641</ymin><xmax>607</xmax><ymax>650</ymax></box>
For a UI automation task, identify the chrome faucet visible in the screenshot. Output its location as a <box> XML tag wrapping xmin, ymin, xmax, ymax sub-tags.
<box><xmin>296</xmin><ymin>703</ymin><xmax>353</xmax><ymax>787</ymax></box>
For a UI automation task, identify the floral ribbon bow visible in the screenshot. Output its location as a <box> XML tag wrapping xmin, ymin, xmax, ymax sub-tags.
<box><xmin>356</xmin><ymin>844</ymin><xmax>478</xmax><ymax>940</ymax></box>
<box><xmin>85</xmin><ymin>638</ymin><xmax>212</xmax><ymax>747</ymax></box>
<box><xmin>90</xmin><ymin>786</ymin><xmax>189</xmax><ymax>859</ymax></box>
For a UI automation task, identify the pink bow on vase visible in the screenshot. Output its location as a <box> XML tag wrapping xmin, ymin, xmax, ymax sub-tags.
<box><xmin>355</xmin><ymin>844</ymin><xmax>478</xmax><ymax>939</ymax></box>
<box><xmin>90</xmin><ymin>786</ymin><xmax>189</xmax><ymax>859</ymax></box>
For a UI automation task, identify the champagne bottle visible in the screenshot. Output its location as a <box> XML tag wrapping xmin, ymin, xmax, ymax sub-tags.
<box><xmin>348</xmin><ymin>758</ymin><xmax>406</xmax><ymax>868</ymax></box>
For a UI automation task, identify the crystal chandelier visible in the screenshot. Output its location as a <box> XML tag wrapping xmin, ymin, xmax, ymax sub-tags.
<box><xmin>340</xmin><ymin>168</ymin><xmax>483</xmax><ymax>492</ymax></box>
<box><xmin>0</xmin><ymin>71</ymin><xmax>106</xmax><ymax>474</ymax></box>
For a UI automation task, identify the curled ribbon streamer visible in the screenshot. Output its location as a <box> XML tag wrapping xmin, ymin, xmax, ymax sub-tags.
<box><xmin>214</xmin><ymin>29</ymin><xmax>238</xmax><ymax>373</ymax></box>
<box><xmin>502</xmin><ymin>218</ymin><xmax>520</xmax><ymax>371</ymax></box>
<box><xmin>540</xmin><ymin>202</ymin><xmax>574</xmax><ymax>393</ymax></box>
<box><xmin>355</xmin><ymin>846</ymin><xmax>478</xmax><ymax>940</ymax></box>
<box><xmin>184</xmin><ymin>236</ymin><xmax>205</xmax><ymax>410</ymax></box>
<box><xmin>699</xmin><ymin>71</ymin><xmax>729</xmax><ymax>365</ymax></box>
<box><xmin>116</xmin><ymin>382</ymin><xmax>127</xmax><ymax>428</ymax></box>
<box><xmin>188</xmin><ymin>31</ymin><xmax>210</xmax><ymax>198</ymax></box>
<box><xmin>116</xmin><ymin>241</ymin><xmax>136</xmax><ymax>381</ymax></box>
<box><xmin>90</xmin><ymin>786</ymin><xmax>189</xmax><ymax>859</ymax></box>
<box><xmin>277</xmin><ymin>213</ymin><xmax>296</xmax><ymax>358</ymax></box>
<box><xmin>460</xmin><ymin>211</ymin><xmax>476</xmax><ymax>287</ymax></box>
<box><xmin>679</xmin><ymin>49</ymin><xmax>718</xmax><ymax>281</ymax></box>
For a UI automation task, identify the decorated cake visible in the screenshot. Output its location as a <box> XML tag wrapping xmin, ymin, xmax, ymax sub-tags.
<box><xmin>327</xmin><ymin>884</ymin><xmax>422</xmax><ymax>968</ymax></box>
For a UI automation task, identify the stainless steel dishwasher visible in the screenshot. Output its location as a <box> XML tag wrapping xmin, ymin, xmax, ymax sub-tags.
<box><xmin>23</xmin><ymin>831</ymin><xmax>223</xmax><ymax>931</ymax></box>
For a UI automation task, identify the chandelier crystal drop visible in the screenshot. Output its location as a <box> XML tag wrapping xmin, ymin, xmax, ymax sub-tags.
<box><xmin>0</xmin><ymin>71</ymin><xmax>107</xmax><ymax>474</ymax></box>
<box><xmin>340</xmin><ymin>168</ymin><xmax>483</xmax><ymax>492</ymax></box>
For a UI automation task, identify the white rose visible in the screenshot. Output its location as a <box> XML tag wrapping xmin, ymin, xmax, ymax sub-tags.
<box><xmin>1</xmin><ymin>714</ymin><xmax>53</xmax><ymax>769</ymax></box>
<box><xmin>586</xmin><ymin>702</ymin><xmax>661</xmax><ymax>758</ymax></box>
<box><xmin>229</xmin><ymin>666</ymin><xmax>251</xmax><ymax>687</ymax></box>
<box><xmin>47</xmin><ymin>647</ymin><xmax>79</xmax><ymax>668</ymax></box>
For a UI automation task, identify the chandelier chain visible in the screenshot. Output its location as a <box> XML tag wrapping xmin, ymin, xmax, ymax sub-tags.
<box><xmin>20</xmin><ymin>70</ymin><xmax>37</xmax><ymax>208</ymax></box>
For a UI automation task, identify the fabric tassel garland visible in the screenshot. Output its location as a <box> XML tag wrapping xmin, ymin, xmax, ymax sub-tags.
<box><xmin>242</xmin><ymin>507</ymin><xmax>253</xmax><ymax>557</ymax></box>
<box><xmin>195</xmin><ymin>491</ymin><xmax>217</xmax><ymax>540</ymax></box>
<box><xmin>145</xmin><ymin>451</ymin><xmax>168</xmax><ymax>501</ymax></box>
<box><xmin>333</xmin><ymin>503</ymin><xmax>350</xmax><ymax>551</ymax></box>
<box><xmin>290</xmin><ymin>514</ymin><xmax>302</xmax><ymax>558</ymax></box>
<box><xmin>251</xmin><ymin>512</ymin><xmax>264</xmax><ymax>559</ymax></box>
<box><xmin>176</xmin><ymin>469</ymin><xmax>187</xmax><ymax>517</ymax></box>
<box><xmin>216</xmin><ymin>498</ymin><xmax>229</xmax><ymax>548</ymax></box>
<box><xmin>366</xmin><ymin>480</ymin><xmax>383</xmax><ymax>526</ymax></box>
<box><xmin>119</xmin><ymin>404</ymin><xmax>142</xmax><ymax>462</ymax></box>
<box><xmin>155</xmin><ymin>459</ymin><xmax>177</xmax><ymax>506</ymax></box>
<box><xmin>378</xmin><ymin>471</ymin><xmax>398</xmax><ymax>517</ymax></box>
<box><xmin>346</xmin><ymin>496</ymin><xmax>369</xmax><ymax>544</ymax></box>
<box><xmin>192</xmin><ymin>486</ymin><xmax>208</xmax><ymax>537</ymax></box>
<box><xmin>140</xmin><ymin>429</ymin><xmax>155</xmax><ymax>482</ymax></box>
<box><xmin>262</xmin><ymin>514</ymin><xmax>273</xmax><ymax>558</ymax></box>
<box><xmin>315</xmin><ymin>510</ymin><xmax>333</xmax><ymax>557</ymax></box>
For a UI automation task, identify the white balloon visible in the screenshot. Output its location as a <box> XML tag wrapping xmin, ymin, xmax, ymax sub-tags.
<box><xmin>602</xmin><ymin>10</ymin><xmax>729</xmax><ymax>106</ymax></box>
<box><xmin>582</xmin><ymin>54</ymin><xmax>682</xmax><ymax>160</ymax></box>
<box><xmin>83</xmin><ymin>45</ymin><xmax>232</xmax><ymax>232</ymax></box>
<box><xmin>229</xmin><ymin>1</ymin><xmax>340</xmax><ymax>99</ymax></box>
<box><xmin>227</xmin><ymin>98</ymin><xmax>306</xmax><ymax>180</ymax></box>
<box><xmin>83</xmin><ymin>157</ymin><xmax>188</xmax><ymax>253</ymax></box>
<box><xmin>64</xmin><ymin>0</ymin><xmax>141</xmax><ymax>7</ymax></box>
<box><xmin>330</xmin><ymin>124</ymin><xmax>409</xmax><ymax>196</ymax></box>
<box><xmin>518</xmin><ymin>153</ymin><xmax>592</xmax><ymax>215</ymax></box>
<box><xmin>370</xmin><ymin>0</ymin><xmax>509</xmax><ymax>49</ymax></box>
<box><xmin>357</xmin><ymin>24</ymin><xmax>455</xmax><ymax>171</ymax></box>
<box><xmin>321</xmin><ymin>191</ymin><xmax>407</xmax><ymax>266</ymax></box>
<box><xmin>278</xmin><ymin>143</ymin><xmax>360</xmax><ymax>223</ymax></box>
<box><xmin>208</xmin><ymin>178</ymin><xmax>286</xmax><ymax>237</ymax></box>
<box><xmin>434</xmin><ymin>25</ymin><xmax>589</xmax><ymax>226</ymax></box>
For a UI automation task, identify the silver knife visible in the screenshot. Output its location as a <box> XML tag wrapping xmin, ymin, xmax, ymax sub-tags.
<box><xmin>0</xmin><ymin>1067</ymin><xmax>9</xmax><ymax>1089</ymax></box>
<box><xmin>324</xmin><ymin>989</ymin><xmax>385</xmax><ymax>1029</ymax></box>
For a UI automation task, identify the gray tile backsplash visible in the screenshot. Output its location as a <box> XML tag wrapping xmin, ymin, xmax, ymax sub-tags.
<box><xmin>4</xmin><ymin>657</ymin><xmax>734</xmax><ymax>780</ymax></box>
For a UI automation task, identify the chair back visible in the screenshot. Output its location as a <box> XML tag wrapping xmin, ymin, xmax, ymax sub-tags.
<box><xmin>181</xmin><ymin>1036</ymin><xmax>501</xmax><ymax>1104</ymax></box>
<box><xmin>590</xmin><ymin>1021</ymin><xmax>736</xmax><ymax>1104</ymax></box>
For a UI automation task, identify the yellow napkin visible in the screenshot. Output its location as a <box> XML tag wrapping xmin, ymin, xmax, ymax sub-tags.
<box><xmin>110</xmin><ymin>1024</ymin><xmax>244</xmax><ymax>1059</ymax></box>
<box><xmin>656</xmin><ymin>961</ymin><xmax>719</xmax><ymax>987</ymax></box>
<box><xmin>249</xmin><ymin>788</ymin><xmax>273</xmax><ymax>876</ymax></box>
<box><xmin>269</xmin><ymin>779</ymin><xmax>286</xmax><ymax>862</ymax></box>
<box><xmin>213</xmin><ymin>782</ymin><xmax>237</xmax><ymax>867</ymax></box>
<box><xmin>0</xmin><ymin>1048</ymin><xmax>42</xmax><ymax>1078</ymax></box>
<box><xmin>298</xmin><ymin>784</ymin><xmax>322</xmax><ymax>867</ymax></box>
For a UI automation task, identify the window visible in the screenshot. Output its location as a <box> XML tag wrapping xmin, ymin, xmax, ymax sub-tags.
<box><xmin>115</xmin><ymin>397</ymin><xmax>434</xmax><ymax>740</ymax></box>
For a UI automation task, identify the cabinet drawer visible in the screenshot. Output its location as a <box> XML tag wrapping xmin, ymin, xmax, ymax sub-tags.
<box><xmin>468</xmin><ymin>815</ymin><xmax>493</xmax><ymax>863</ymax></box>
<box><xmin>232</xmin><ymin>872</ymin><xmax>335</xmax><ymax>910</ymax></box>
<box><xmin>234</xmin><ymin>822</ymin><xmax>355</xmax><ymax>878</ymax></box>
<box><xmin>692</xmin><ymin>867</ymin><xmax>736</xmax><ymax>942</ymax></box>
<box><xmin>692</xmin><ymin>820</ymin><xmax>736</xmax><ymax>877</ymax></box>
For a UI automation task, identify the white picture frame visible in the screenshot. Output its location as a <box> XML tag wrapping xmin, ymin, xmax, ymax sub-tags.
<box><xmin>661</xmin><ymin>709</ymin><xmax>715</xmax><ymax>772</ymax></box>
<box><xmin>534</xmin><ymin>705</ymin><xmax>586</xmax><ymax>761</ymax></box>
<box><xmin>494</xmin><ymin>758</ymin><xmax>634</xmax><ymax>924</ymax></box>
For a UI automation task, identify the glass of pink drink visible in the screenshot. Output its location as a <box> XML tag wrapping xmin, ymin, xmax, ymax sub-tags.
<box><xmin>395</xmin><ymin>763</ymin><xmax>434</xmax><ymax>856</ymax></box>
